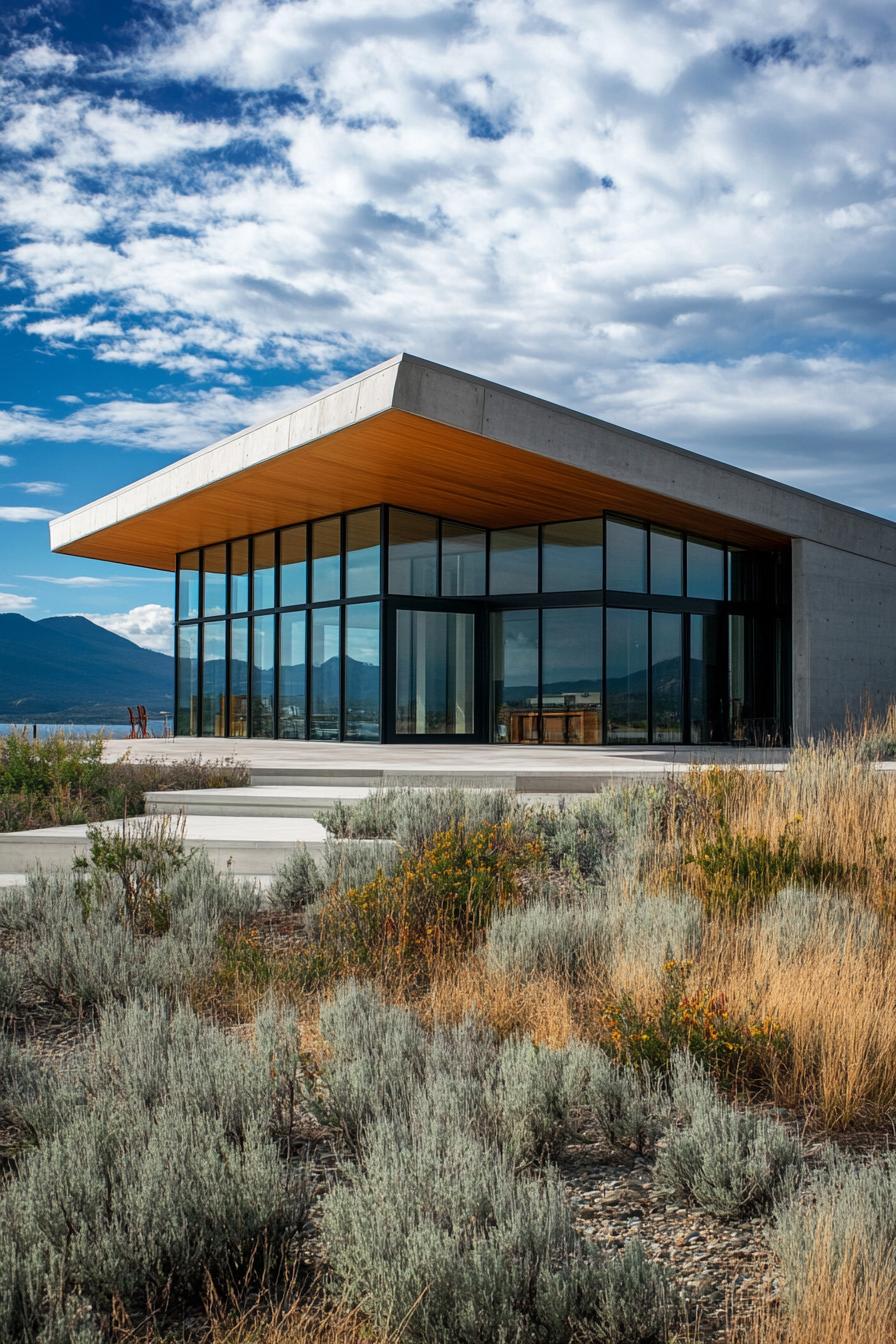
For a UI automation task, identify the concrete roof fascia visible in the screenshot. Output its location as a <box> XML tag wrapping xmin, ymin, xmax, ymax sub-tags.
<box><xmin>49</xmin><ymin>351</ymin><xmax>896</xmax><ymax>569</ymax></box>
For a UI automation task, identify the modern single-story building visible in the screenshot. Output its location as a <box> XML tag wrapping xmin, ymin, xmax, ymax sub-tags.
<box><xmin>50</xmin><ymin>354</ymin><xmax>896</xmax><ymax>747</ymax></box>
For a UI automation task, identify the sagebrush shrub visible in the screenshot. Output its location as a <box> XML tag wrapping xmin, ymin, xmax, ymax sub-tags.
<box><xmin>0</xmin><ymin>996</ymin><xmax>308</xmax><ymax>1341</ymax></box>
<box><xmin>532</xmin><ymin>786</ymin><xmax>660</xmax><ymax>884</ymax></box>
<box><xmin>0</xmin><ymin>947</ymin><xmax>25</xmax><ymax>1011</ymax></box>
<box><xmin>656</xmin><ymin>1052</ymin><xmax>803</xmax><ymax>1216</ymax></box>
<box><xmin>322</xmin><ymin>789</ymin><xmax>398</xmax><ymax>839</ymax></box>
<box><xmin>0</xmin><ymin>1036</ymin><xmax>53</xmax><ymax>1143</ymax></box>
<box><xmin>485</xmin><ymin>899</ymin><xmax>610</xmax><ymax>979</ymax></box>
<box><xmin>269</xmin><ymin>846</ymin><xmax>324</xmax><ymax>912</ymax></box>
<box><xmin>320</xmin><ymin>837</ymin><xmax>399</xmax><ymax>893</ymax></box>
<box><xmin>565</xmin><ymin>1043</ymin><xmax>669</xmax><ymax>1152</ymax></box>
<box><xmin>322</xmin><ymin>1105</ymin><xmax>670</xmax><ymax>1344</ymax></box>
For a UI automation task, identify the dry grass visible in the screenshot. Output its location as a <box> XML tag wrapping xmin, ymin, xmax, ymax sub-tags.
<box><xmin>748</xmin><ymin>1255</ymin><xmax>896</xmax><ymax>1344</ymax></box>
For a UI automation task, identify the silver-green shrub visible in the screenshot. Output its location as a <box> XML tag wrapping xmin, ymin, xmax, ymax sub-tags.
<box><xmin>0</xmin><ymin>947</ymin><xmax>25</xmax><ymax>1011</ymax></box>
<box><xmin>269</xmin><ymin>846</ymin><xmax>324</xmax><ymax>912</ymax></box>
<box><xmin>0</xmin><ymin>1036</ymin><xmax>54</xmax><ymax>1143</ymax></box>
<box><xmin>322</xmin><ymin>789</ymin><xmax>398</xmax><ymax>839</ymax></box>
<box><xmin>760</xmin><ymin>885</ymin><xmax>881</xmax><ymax>961</ymax></box>
<box><xmin>485</xmin><ymin>900</ymin><xmax>610</xmax><ymax>979</ymax></box>
<box><xmin>565</xmin><ymin>1043</ymin><xmax>669</xmax><ymax>1153</ymax></box>
<box><xmin>531</xmin><ymin>785</ymin><xmax>660</xmax><ymax>885</ymax></box>
<box><xmin>0</xmin><ymin>996</ymin><xmax>308</xmax><ymax>1341</ymax></box>
<box><xmin>322</xmin><ymin>1103</ymin><xmax>670</xmax><ymax>1344</ymax></box>
<box><xmin>771</xmin><ymin>1150</ymin><xmax>896</xmax><ymax>1315</ymax></box>
<box><xmin>608</xmin><ymin>888</ymin><xmax>704</xmax><ymax>969</ymax></box>
<box><xmin>390</xmin><ymin>786</ymin><xmax>522</xmax><ymax>851</ymax></box>
<box><xmin>321</xmin><ymin>837</ymin><xmax>400</xmax><ymax>892</ymax></box>
<box><xmin>657</xmin><ymin>1053</ymin><xmax>803</xmax><ymax>1217</ymax></box>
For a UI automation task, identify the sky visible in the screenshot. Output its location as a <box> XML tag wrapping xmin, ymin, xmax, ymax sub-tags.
<box><xmin>0</xmin><ymin>0</ymin><xmax>894</xmax><ymax>655</ymax></box>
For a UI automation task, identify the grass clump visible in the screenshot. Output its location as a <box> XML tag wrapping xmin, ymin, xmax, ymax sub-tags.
<box><xmin>655</xmin><ymin>1052</ymin><xmax>803</xmax><ymax>1217</ymax></box>
<box><xmin>270</xmin><ymin>847</ymin><xmax>324</xmax><ymax>912</ymax></box>
<box><xmin>0</xmin><ymin>730</ymin><xmax>248</xmax><ymax>832</ymax></box>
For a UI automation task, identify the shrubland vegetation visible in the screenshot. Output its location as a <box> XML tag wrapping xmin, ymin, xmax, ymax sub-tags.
<box><xmin>4</xmin><ymin>722</ymin><xmax>896</xmax><ymax>1340</ymax></box>
<box><xmin>0</xmin><ymin>730</ymin><xmax>248</xmax><ymax>831</ymax></box>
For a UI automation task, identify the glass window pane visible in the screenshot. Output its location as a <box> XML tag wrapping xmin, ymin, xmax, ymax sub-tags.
<box><xmin>345</xmin><ymin>602</ymin><xmax>380</xmax><ymax>740</ymax></box>
<box><xmin>175</xmin><ymin>625</ymin><xmax>199</xmax><ymax>735</ymax></box>
<box><xmin>311</xmin><ymin>605</ymin><xmax>341</xmax><ymax>740</ymax></box>
<box><xmin>230</xmin><ymin>539</ymin><xmax>249</xmax><ymax>613</ymax></box>
<box><xmin>202</xmin><ymin>544</ymin><xmax>227</xmax><ymax>617</ymax></box>
<box><xmin>395</xmin><ymin>609</ymin><xmax>475</xmax><ymax>735</ymax></box>
<box><xmin>388</xmin><ymin>509</ymin><xmax>437</xmax><ymax>596</ymax></box>
<box><xmin>650</xmin><ymin>528</ymin><xmax>682</xmax><ymax>597</ymax></box>
<box><xmin>605</xmin><ymin>608</ymin><xmax>648</xmax><ymax>744</ymax></box>
<box><xmin>252</xmin><ymin>614</ymin><xmax>275</xmax><ymax>738</ymax></box>
<box><xmin>729</xmin><ymin>613</ymin><xmax>784</xmax><ymax>745</ymax></box>
<box><xmin>541</xmin><ymin>607</ymin><xmax>602</xmax><ymax>744</ymax></box>
<box><xmin>253</xmin><ymin>532</ymin><xmax>276</xmax><ymax>610</ymax></box>
<box><xmin>280</xmin><ymin>525</ymin><xmax>307</xmax><ymax>607</ymax></box>
<box><xmin>687</xmin><ymin>537</ymin><xmax>725</xmax><ymax>599</ymax></box>
<box><xmin>690</xmin><ymin>613</ymin><xmax>724</xmax><ymax>742</ymax></box>
<box><xmin>201</xmin><ymin>621</ymin><xmax>227</xmax><ymax>736</ymax></box>
<box><xmin>489</xmin><ymin>526</ymin><xmax>538</xmax><ymax>595</ymax></box>
<box><xmin>178</xmin><ymin>551</ymin><xmax>199</xmax><ymax>621</ymax></box>
<box><xmin>652</xmin><ymin>612</ymin><xmax>682</xmax><ymax>744</ymax></box>
<box><xmin>345</xmin><ymin>509</ymin><xmax>381</xmax><ymax>598</ymax></box>
<box><xmin>278</xmin><ymin>610</ymin><xmax>306</xmax><ymax>739</ymax></box>
<box><xmin>230</xmin><ymin>618</ymin><xmax>249</xmax><ymax>737</ymax></box>
<box><xmin>605</xmin><ymin>518</ymin><xmax>647</xmax><ymax>593</ymax></box>
<box><xmin>541</xmin><ymin>519</ymin><xmax>603</xmax><ymax>593</ymax></box>
<box><xmin>491</xmin><ymin>609</ymin><xmax>539</xmax><ymax>743</ymax></box>
<box><xmin>442</xmin><ymin>520</ymin><xmax>486</xmax><ymax>596</ymax></box>
<box><xmin>312</xmin><ymin>517</ymin><xmax>341</xmax><ymax>603</ymax></box>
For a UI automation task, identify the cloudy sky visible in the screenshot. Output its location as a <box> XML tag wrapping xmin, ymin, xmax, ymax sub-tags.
<box><xmin>1</xmin><ymin>0</ymin><xmax>894</xmax><ymax>653</ymax></box>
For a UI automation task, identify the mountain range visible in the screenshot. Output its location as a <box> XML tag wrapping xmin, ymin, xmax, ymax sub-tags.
<box><xmin>0</xmin><ymin>614</ymin><xmax>174</xmax><ymax>723</ymax></box>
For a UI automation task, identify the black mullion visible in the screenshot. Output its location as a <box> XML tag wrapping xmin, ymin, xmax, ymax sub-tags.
<box><xmin>647</xmin><ymin>608</ymin><xmax>653</xmax><ymax>745</ymax></box>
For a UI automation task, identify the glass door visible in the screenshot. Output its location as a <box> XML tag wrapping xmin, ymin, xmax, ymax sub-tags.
<box><xmin>390</xmin><ymin>604</ymin><xmax>479</xmax><ymax>740</ymax></box>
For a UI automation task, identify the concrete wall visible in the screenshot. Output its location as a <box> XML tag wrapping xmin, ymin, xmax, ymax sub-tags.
<box><xmin>792</xmin><ymin>538</ymin><xmax>896</xmax><ymax>738</ymax></box>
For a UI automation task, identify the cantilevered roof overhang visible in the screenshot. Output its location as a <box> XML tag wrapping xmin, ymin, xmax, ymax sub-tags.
<box><xmin>50</xmin><ymin>353</ymin><xmax>896</xmax><ymax>572</ymax></box>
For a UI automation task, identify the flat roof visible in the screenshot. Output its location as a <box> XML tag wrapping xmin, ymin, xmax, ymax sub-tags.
<box><xmin>49</xmin><ymin>352</ymin><xmax>896</xmax><ymax>571</ymax></box>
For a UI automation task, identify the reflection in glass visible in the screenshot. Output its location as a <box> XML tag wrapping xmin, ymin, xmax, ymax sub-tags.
<box><xmin>280</xmin><ymin>525</ymin><xmax>307</xmax><ymax>607</ymax></box>
<box><xmin>345</xmin><ymin>509</ymin><xmax>381</xmax><ymax>598</ymax></box>
<box><xmin>230</xmin><ymin>539</ymin><xmax>249</xmax><ymax>613</ymax></box>
<box><xmin>491</xmin><ymin>609</ymin><xmax>539</xmax><ymax>743</ymax></box>
<box><xmin>201</xmin><ymin>621</ymin><xmax>227</xmax><ymax>736</ymax></box>
<box><xmin>650</xmin><ymin>528</ymin><xmax>682</xmax><ymax>597</ymax></box>
<box><xmin>253</xmin><ymin>532</ymin><xmax>276</xmax><ymax>610</ymax></box>
<box><xmin>541</xmin><ymin>607</ymin><xmax>601</xmax><ymax>744</ymax></box>
<box><xmin>176</xmin><ymin>625</ymin><xmax>199</xmax><ymax>734</ymax></box>
<box><xmin>178</xmin><ymin>551</ymin><xmax>199</xmax><ymax>621</ymax></box>
<box><xmin>311</xmin><ymin>605</ymin><xmax>341</xmax><ymax>739</ymax></box>
<box><xmin>489</xmin><ymin>526</ymin><xmax>538</xmax><ymax>595</ymax></box>
<box><xmin>252</xmin><ymin>614</ymin><xmax>275</xmax><ymax>738</ymax></box>
<box><xmin>442</xmin><ymin>520</ymin><xmax>486</xmax><ymax>596</ymax></box>
<box><xmin>312</xmin><ymin>517</ymin><xmax>341</xmax><ymax>603</ymax></box>
<box><xmin>230</xmin><ymin>618</ymin><xmax>249</xmax><ymax>737</ymax></box>
<box><xmin>278</xmin><ymin>610</ymin><xmax>306</xmax><ymax>739</ymax></box>
<box><xmin>388</xmin><ymin>509</ymin><xmax>437</xmax><ymax>596</ymax></box>
<box><xmin>345</xmin><ymin>602</ymin><xmax>380</xmax><ymax>740</ymax></box>
<box><xmin>605</xmin><ymin>518</ymin><xmax>647</xmax><ymax>593</ymax></box>
<box><xmin>651</xmin><ymin>612</ymin><xmax>682</xmax><ymax>743</ymax></box>
<box><xmin>687</xmin><ymin>537</ymin><xmax>725</xmax><ymax>599</ymax></box>
<box><xmin>203</xmin><ymin>544</ymin><xmax>227</xmax><ymax>617</ymax></box>
<box><xmin>605</xmin><ymin>608</ymin><xmax>648</xmax><ymax>743</ymax></box>
<box><xmin>395</xmin><ymin>609</ymin><xmax>475</xmax><ymax>734</ymax></box>
<box><xmin>690</xmin><ymin>613</ymin><xmax>724</xmax><ymax>742</ymax></box>
<box><xmin>541</xmin><ymin>519</ymin><xmax>602</xmax><ymax>592</ymax></box>
<box><xmin>729</xmin><ymin>613</ymin><xmax>783</xmax><ymax>744</ymax></box>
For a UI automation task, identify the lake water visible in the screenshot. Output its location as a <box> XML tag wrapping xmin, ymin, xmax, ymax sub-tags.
<box><xmin>0</xmin><ymin>722</ymin><xmax>169</xmax><ymax>740</ymax></box>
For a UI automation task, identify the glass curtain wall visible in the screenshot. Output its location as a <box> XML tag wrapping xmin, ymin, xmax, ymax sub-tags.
<box><xmin>175</xmin><ymin>504</ymin><xmax>789</xmax><ymax>745</ymax></box>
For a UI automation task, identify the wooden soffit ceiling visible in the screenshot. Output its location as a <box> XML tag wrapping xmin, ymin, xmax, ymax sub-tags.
<box><xmin>54</xmin><ymin>409</ymin><xmax>788</xmax><ymax>571</ymax></box>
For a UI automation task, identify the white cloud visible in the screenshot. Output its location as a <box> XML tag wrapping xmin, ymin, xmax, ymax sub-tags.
<box><xmin>0</xmin><ymin>0</ymin><xmax>893</xmax><ymax>505</ymax></box>
<box><xmin>0</xmin><ymin>592</ymin><xmax>36</xmax><ymax>612</ymax></box>
<box><xmin>22</xmin><ymin>574</ymin><xmax>161</xmax><ymax>587</ymax></box>
<box><xmin>0</xmin><ymin>455</ymin><xmax>14</xmax><ymax>467</ymax></box>
<box><xmin>81</xmin><ymin>604</ymin><xmax>174</xmax><ymax>654</ymax></box>
<box><xmin>0</xmin><ymin>506</ymin><xmax>62</xmax><ymax>522</ymax></box>
<box><xmin>13</xmin><ymin>481</ymin><xmax>64</xmax><ymax>495</ymax></box>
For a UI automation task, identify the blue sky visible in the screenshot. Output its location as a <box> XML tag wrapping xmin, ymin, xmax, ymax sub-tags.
<box><xmin>1</xmin><ymin>0</ymin><xmax>894</xmax><ymax>653</ymax></box>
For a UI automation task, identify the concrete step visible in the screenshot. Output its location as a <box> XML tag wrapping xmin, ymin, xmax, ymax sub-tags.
<box><xmin>145</xmin><ymin>785</ymin><xmax>375</xmax><ymax>818</ymax></box>
<box><xmin>0</xmin><ymin>815</ymin><xmax>330</xmax><ymax>877</ymax></box>
<box><xmin>244</xmin><ymin>766</ymin><xmax>667</xmax><ymax>791</ymax></box>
